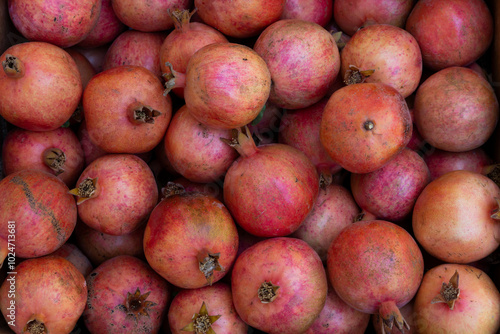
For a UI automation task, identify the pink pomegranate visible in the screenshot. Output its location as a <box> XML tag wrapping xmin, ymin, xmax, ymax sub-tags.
<box><xmin>0</xmin><ymin>256</ymin><xmax>87</xmax><ymax>334</ymax></box>
<box><xmin>74</xmin><ymin>44</ymin><xmax>108</xmax><ymax>73</ymax></box>
<box><xmin>48</xmin><ymin>242</ymin><xmax>93</xmax><ymax>277</ymax></box>
<box><xmin>84</xmin><ymin>255</ymin><xmax>170</xmax><ymax>333</ymax></box>
<box><xmin>253</xmin><ymin>19</ymin><xmax>340</xmax><ymax>109</ymax></box>
<box><xmin>223</xmin><ymin>126</ymin><xmax>320</xmax><ymax>237</ymax></box>
<box><xmin>231</xmin><ymin>237</ymin><xmax>328</xmax><ymax>334</ymax></box>
<box><xmin>247</xmin><ymin>101</ymin><xmax>284</xmax><ymax>145</ymax></box>
<box><xmin>0</xmin><ymin>42</ymin><xmax>82</xmax><ymax>131</ymax></box>
<box><xmin>327</xmin><ymin>220</ymin><xmax>424</xmax><ymax>333</ymax></box>
<box><xmin>280</xmin><ymin>0</ymin><xmax>332</xmax><ymax>27</ymax></box>
<box><xmin>8</xmin><ymin>0</ymin><xmax>101</xmax><ymax>48</ymax></box>
<box><xmin>405</xmin><ymin>0</ymin><xmax>494</xmax><ymax>70</ymax></box>
<box><xmin>167</xmin><ymin>177</ymin><xmax>224</xmax><ymax>203</ymax></box>
<box><xmin>77</xmin><ymin>119</ymin><xmax>107</xmax><ymax>166</ymax></box>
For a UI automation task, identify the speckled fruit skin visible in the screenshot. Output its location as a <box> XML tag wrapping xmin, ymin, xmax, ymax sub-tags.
<box><xmin>0</xmin><ymin>41</ymin><xmax>82</xmax><ymax>131</ymax></box>
<box><xmin>412</xmin><ymin>170</ymin><xmax>500</xmax><ymax>264</ymax></box>
<box><xmin>8</xmin><ymin>0</ymin><xmax>101</xmax><ymax>48</ymax></box>
<box><xmin>413</xmin><ymin>264</ymin><xmax>500</xmax><ymax>334</ymax></box>
<box><xmin>327</xmin><ymin>220</ymin><xmax>424</xmax><ymax>314</ymax></box>
<box><xmin>0</xmin><ymin>256</ymin><xmax>87</xmax><ymax>334</ymax></box>
<box><xmin>76</xmin><ymin>154</ymin><xmax>158</xmax><ymax>236</ymax></box>
<box><xmin>2</xmin><ymin>127</ymin><xmax>85</xmax><ymax>188</ymax></box>
<box><xmin>49</xmin><ymin>242</ymin><xmax>93</xmax><ymax>277</ymax></box>
<box><xmin>163</xmin><ymin>105</ymin><xmax>239</xmax><ymax>184</ymax></box>
<box><xmin>184</xmin><ymin>43</ymin><xmax>271</xmax><ymax>129</ymax></box>
<box><xmin>168</xmin><ymin>282</ymin><xmax>248</xmax><ymax>334</ymax></box>
<box><xmin>143</xmin><ymin>192</ymin><xmax>239</xmax><ymax>289</ymax></box>
<box><xmin>194</xmin><ymin>0</ymin><xmax>285</xmax><ymax>39</ymax></box>
<box><xmin>253</xmin><ymin>19</ymin><xmax>340</xmax><ymax>110</ymax></box>
<box><xmin>340</xmin><ymin>23</ymin><xmax>422</xmax><ymax>98</ymax></box>
<box><xmin>83</xmin><ymin>65</ymin><xmax>172</xmax><ymax>153</ymax></box>
<box><xmin>280</xmin><ymin>0</ymin><xmax>332</xmax><ymax>27</ymax></box>
<box><xmin>320</xmin><ymin>82</ymin><xmax>412</xmax><ymax>174</ymax></box>
<box><xmin>231</xmin><ymin>237</ymin><xmax>328</xmax><ymax>334</ymax></box>
<box><xmin>84</xmin><ymin>255</ymin><xmax>170</xmax><ymax>334</ymax></box>
<box><xmin>0</xmin><ymin>170</ymin><xmax>77</xmax><ymax>263</ymax></box>
<box><xmin>405</xmin><ymin>0</ymin><xmax>493</xmax><ymax>71</ymax></box>
<box><xmin>413</xmin><ymin>66</ymin><xmax>499</xmax><ymax>152</ymax></box>
<box><xmin>350</xmin><ymin>147</ymin><xmax>431</xmax><ymax>222</ymax></box>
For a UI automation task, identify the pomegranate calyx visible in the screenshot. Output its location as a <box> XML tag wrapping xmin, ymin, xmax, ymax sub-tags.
<box><xmin>43</xmin><ymin>148</ymin><xmax>66</xmax><ymax>175</ymax></box>
<box><xmin>169</xmin><ymin>8</ymin><xmax>197</xmax><ymax>31</ymax></box>
<box><xmin>344</xmin><ymin>65</ymin><xmax>375</xmax><ymax>85</ymax></box>
<box><xmin>331</xmin><ymin>31</ymin><xmax>347</xmax><ymax>49</ymax></box>
<box><xmin>258</xmin><ymin>281</ymin><xmax>279</xmax><ymax>303</ymax></box>
<box><xmin>122</xmin><ymin>288</ymin><xmax>157</xmax><ymax>322</ymax></box>
<box><xmin>161</xmin><ymin>181</ymin><xmax>186</xmax><ymax>200</ymax></box>
<box><xmin>24</xmin><ymin>318</ymin><xmax>47</xmax><ymax>334</ymax></box>
<box><xmin>2</xmin><ymin>54</ymin><xmax>25</xmax><ymax>78</ymax></box>
<box><xmin>431</xmin><ymin>270</ymin><xmax>460</xmax><ymax>310</ymax></box>
<box><xmin>220</xmin><ymin>126</ymin><xmax>258</xmax><ymax>158</ymax></box>
<box><xmin>379</xmin><ymin>301</ymin><xmax>410</xmax><ymax>334</ymax></box>
<box><xmin>163</xmin><ymin>62</ymin><xmax>186</xmax><ymax>96</ymax></box>
<box><xmin>198</xmin><ymin>252</ymin><xmax>222</xmax><ymax>285</ymax></box>
<box><xmin>69</xmin><ymin>177</ymin><xmax>98</xmax><ymax>205</ymax></box>
<box><xmin>181</xmin><ymin>301</ymin><xmax>221</xmax><ymax>334</ymax></box>
<box><xmin>490</xmin><ymin>197</ymin><xmax>500</xmax><ymax>220</ymax></box>
<box><xmin>133</xmin><ymin>105</ymin><xmax>162</xmax><ymax>124</ymax></box>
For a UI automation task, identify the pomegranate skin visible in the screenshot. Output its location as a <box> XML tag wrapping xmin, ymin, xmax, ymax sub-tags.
<box><xmin>0</xmin><ymin>42</ymin><xmax>82</xmax><ymax>131</ymax></box>
<box><xmin>405</xmin><ymin>0</ymin><xmax>493</xmax><ymax>70</ymax></box>
<box><xmin>280</xmin><ymin>0</ymin><xmax>332</xmax><ymax>27</ymax></box>
<box><xmin>0</xmin><ymin>256</ymin><xmax>87</xmax><ymax>334</ymax></box>
<box><xmin>48</xmin><ymin>242</ymin><xmax>94</xmax><ymax>277</ymax></box>
<box><xmin>8</xmin><ymin>0</ymin><xmax>101</xmax><ymax>48</ymax></box>
<box><xmin>84</xmin><ymin>255</ymin><xmax>170</xmax><ymax>334</ymax></box>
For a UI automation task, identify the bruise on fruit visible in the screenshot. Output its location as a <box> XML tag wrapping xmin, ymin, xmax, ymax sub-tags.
<box><xmin>343</xmin><ymin>65</ymin><xmax>375</xmax><ymax>85</ymax></box>
<box><xmin>43</xmin><ymin>148</ymin><xmax>66</xmax><ymax>175</ymax></box>
<box><xmin>181</xmin><ymin>301</ymin><xmax>221</xmax><ymax>334</ymax></box>
<box><xmin>431</xmin><ymin>270</ymin><xmax>460</xmax><ymax>310</ymax></box>
<box><xmin>198</xmin><ymin>252</ymin><xmax>222</xmax><ymax>285</ymax></box>
<box><xmin>24</xmin><ymin>319</ymin><xmax>47</xmax><ymax>334</ymax></box>
<box><xmin>119</xmin><ymin>288</ymin><xmax>157</xmax><ymax>323</ymax></box>
<box><xmin>69</xmin><ymin>177</ymin><xmax>98</xmax><ymax>205</ymax></box>
<box><xmin>258</xmin><ymin>281</ymin><xmax>279</xmax><ymax>303</ymax></box>
<box><xmin>133</xmin><ymin>105</ymin><xmax>162</xmax><ymax>124</ymax></box>
<box><xmin>2</xmin><ymin>54</ymin><xmax>24</xmax><ymax>77</ymax></box>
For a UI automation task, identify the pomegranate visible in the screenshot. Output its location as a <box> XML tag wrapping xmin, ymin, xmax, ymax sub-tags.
<box><xmin>167</xmin><ymin>177</ymin><xmax>224</xmax><ymax>203</ymax></box>
<box><xmin>168</xmin><ymin>42</ymin><xmax>271</xmax><ymax>129</ymax></box>
<box><xmin>167</xmin><ymin>282</ymin><xmax>248</xmax><ymax>334</ymax></box>
<box><xmin>247</xmin><ymin>101</ymin><xmax>284</xmax><ymax>145</ymax></box>
<box><xmin>163</xmin><ymin>105</ymin><xmax>238</xmax><ymax>184</ymax></box>
<box><xmin>84</xmin><ymin>255</ymin><xmax>170</xmax><ymax>334</ymax></box>
<box><xmin>222</xmin><ymin>126</ymin><xmax>320</xmax><ymax>237</ymax></box>
<box><xmin>405</xmin><ymin>0</ymin><xmax>494</xmax><ymax>70</ymax></box>
<box><xmin>65</xmin><ymin>48</ymin><xmax>97</xmax><ymax>90</ymax></box>
<box><xmin>0</xmin><ymin>169</ymin><xmax>77</xmax><ymax>265</ymax></box>
<box><xmin>73</xmin><ymin>220</ymin><xmax>145</xmax><ymax>267</ymax></box>
<box><xmin>103</xmin><ymin>29</ymin><xmax>166</xmax><ymax>80</ymax></box>
<box><xmin>320</xmin><ymin>82</ymin><xmax>412</xmax><ymax>174</ymax></box>
<box><xmin>77</xmin><ymin>0</ymin><xmax>127</xmax><ymax>48</ymax></box>
<box><xmin>8</xmin><ymin>0</ymin><xmax>101</xmax><ymax>48</ymax></box>
<box><xmin>327</xmin><ymin>220</ymin><xmax>424</xmax><ymax>333</ymax></box>
<box><xmin>291</xmin><ymin>183</ymin><xmax>360</xmax><ymax>262</ymax></box>
<box><xmin>76</xmin><ymin>119</ymin><xmax>107</xmax><ymax>166</ymax></box>
<box><xmin>83</xmin><ymin>65</ymin><xmax>172</xmax><ymax>153</ymax></box>
<box><xmin>278</xmin><ymin>98</ymin><xmax>343</xmax><ymax>186</ymax></box>
<box><xmin>0</xmin><ymin>41</ymin><xmax>82</xmax><ymax>131</ymax></box>
<box><xmin>0</xmin><ymin>256</ymin><xmax>87</xmax><ymax>334</ymax></box>
<box><xmin>74</xmin><ymin>44</ymin><xmax>108</xmax><ymax>73</ymax></box>
<box><xmin>194</xmin><ymin>0</ymin><xmax>285</xmax><ymax>38</ymax></box>
<box><xmin>412</xmin><ymin>170</ymin><xmax>500</xmax><ymax>264</ymax></box>
<box><xmin>2</xmin><ymin>127</ymin><xmax>85</xmax><ymax>188</ymax></box>
<box><xmin>48</xmin><ymin>242</ymin><xmax>93</xmax><ymax>277</ymax></box>
<box><xmin>413</xmin><ymin>264</ymin><xmax>500</xmax><ymax>333</ymax></box>
<box><xmin>280</xmin><ymin>0</ymin><xmax>332</xmax><ymax>27</ymax></box>
<box><xmin>69</xmin><ymin>154</ymin><xmax>158</xmax><ymax>236</ymax></box>
<box><xmin>333</xmin><ymin>0</ymin><xmax>415</xmax><ymax>36</ymax></box>
<box><xmin>373</xmin><ymin>299</ymin><xmax>416</xmax><ymax>334</ymax></box>
<box><xmin>253</xmin><ymin>19</ymin><xmax>340</xmax><ymax>109</ymax></box>
<box><xmin>231</xmin><ymin>237</ymin><xmax>328</xmax><ymax>334</ymax></box>
<box><xmin>413</xmin><ymin>66</ymin><xmax>499</xmax><ymax>152</ymax></box>
<box><xmin>160</xmin><ymin>9</ymin><xmax>228</xmax><ymax>99</ymax></box>
<box><xmin>143</xmin><ymin>191</ymin><xmax>239</xmax><ymax>289</ymax></box>
<box><xmin>340</xmin><ymin>24</ymin><xmax>422</xmax><ymax>98</ymax></box>
<box><xmin>350</xmin><ymin>147</ymin><xmax>431</xmax><ymax>223</ymax></box>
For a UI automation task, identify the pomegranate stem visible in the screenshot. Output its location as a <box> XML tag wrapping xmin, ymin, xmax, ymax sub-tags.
<box><xmin>163</xmin><ymin>62</ymin><xmax>186</xmax><ymax>95</ymax></box>
<box><xmin>2</xmin><ymin>54</ymin><xmax>25</xmax><ymax>78</ymax></box>
<box><xmin>431</xmin><ymin>270</ymin><xmax>460</xmax><ymax>310</ymax></box>
<box><xmin>198</xmin><ymin>252</ymin><xmax>222</xmax><ymax>285</ymax></box>
<box><xmin>68</xmin><ymin>177</ymin><xmax>98</xmax><ymax>205</ymax></box>
<box><xmin>378</xmin><ymin>300</ymin><xmax>410</xmax><ymax>334</ymax></box>
<box><xmin>43</xmin><ymin>148</ymin><xmax>66</xmax><ymax>175</ymax></box>
<box><xmin>258</xmin><ymin>281</ymin><xmax>279</xmax><ymax>303</ymax></box>
<box><xmin>24</xmin><ymin>319</ymin><xmax>46</xmax><ymax>334</ymax></box>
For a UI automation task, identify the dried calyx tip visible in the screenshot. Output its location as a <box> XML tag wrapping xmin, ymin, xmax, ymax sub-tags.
<box><xmin>181</xmin><ymin>301</ymin><xmax>221</xmax><ymax>334</ymax></box>
<box><xmin>43</xmin><ymin>148</ymin><xmax>66</xmax><ymax>175</ymax></box>
<box><xmin>199</xmin><ymin>253</ymin><xmax>222</xmax><ymax>285</ymax></box>
<box><xmin>24</xmin><ymin>319</ymin><xmax>46</xmax><ymax>334</ymax></box>
<box><xmin>69</xmin><ymin>177</ymin><xmax>98</xmax><ymax>204</ymax></box>
<box><xmin>134</xmin><ymin>105</ymin><xmax>161</xmax><ymax>124</ymax></box>
<box><xmin>344</xmin><ymin>65</ymin><xmax>375</xmax><ymax>85</ymax></box>
<box><xmin>258</xmin><ymin>281</ymin><xmax>279</xmax><ymax>303</ymax></box>
<box><xmin>431</xmin><ymin>270</ymin><xmax>460</xmax><ymax>310</ymax></box>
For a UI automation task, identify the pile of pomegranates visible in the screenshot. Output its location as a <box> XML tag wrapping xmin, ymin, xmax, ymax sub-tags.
<box><xmin>1</xmin><ymin>0</ymin><xmax>500</xmax><ymax>333</ymax></box>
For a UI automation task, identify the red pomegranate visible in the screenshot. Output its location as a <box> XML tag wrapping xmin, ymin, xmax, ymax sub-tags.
<box><xmin>0</xmin><ymin>170</ymin><xmax>77</xmax><ymax>265</ymax></box>
<box><xmin>280</xmin><ymin>0</ymin><xmax>332</xmax><ymax>27</ymax></box>
<box><xmin>65</xmin><ymin>48</ymin><xmax>97</xmax><ymax>90</ymax></box>
<box><xmin>0</xmin><ymin>256</ymin><xmax>87</xmax><ymax>334</ymax></box>
<box><xmin>327</xmin><ymin>220</ymin><xmax>424</xmax><ymax>333</ymax></box>
<box><xmin>2</xmin><ymin>127</ymin><xmax>85</xmax><ymax>188</ymax></box>
<box><xmin>253</xmin><ymin>19</ymin><xmax>340</xmax><ymax>110</ymax></box>
<box><xmin>70</xmin><ymin>154</ymin><xmax>158</xmax><ymax>236</ymax></box>
<box><xmin>231</xmin><ymin>237</ymin><xmax>328</xmax><ymax>334</ymax></box>
<box><xmin>194</xmin><ymin>0</ymin><xmax>285</xmax><ymax>38</ymax></box>
<box><xmin>143</xmin><ymin>192</ymin><xmax>239</xmax><ymax>289</ymax></box>
<box><xmin>405</xmin><ymin>0</ymin><xmax>494</xmax><ymax>70</ymax></box>
<box><xmin>83</xmin><ymin>65</ymin><xmax>172</xmax><ymax>153</ymax></box>
<box><xmin>48</xmin><ymin>242</ymin><xmax>93</xmax><ymax>277</ymax></box>
<box><xmin>320</xmin><ymin>82</ymin><xmax>412</xmax><ymax>174</ymax></box>
<box><xmin>8</xmin><ymin>0</ymin><xmax>101</xmax><ymax>48</ymax></box>
<box><xmin>223</xmin><ymin>126</ymin><xmax>320</xmax><ymax>237</ymax></box>
<box><xmin>76</xmin><ymin>119</ymin><xmax>107</xmax><ymax>166</ymax></box>
<box><xmin>84</xmin><ymin>255</ymin><xmax>170</xmax><ymax>334</ymax></box>
<box><xmin>0</xmin><ymin>42</ymin><xmax>82</xmax><ymax>131</ymax></box>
